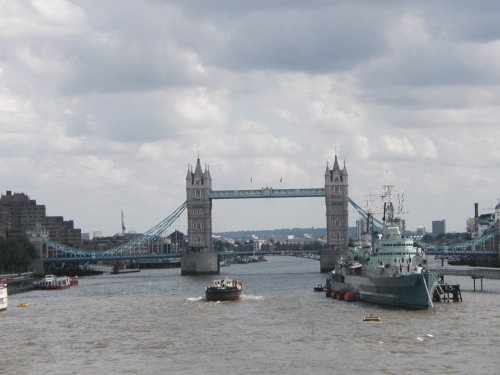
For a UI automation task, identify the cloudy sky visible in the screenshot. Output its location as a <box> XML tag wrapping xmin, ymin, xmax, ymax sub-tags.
<box><xmin>1</xmin><ymin>0</ymin><xmax>499</xmax><ymax>237</ymax></box>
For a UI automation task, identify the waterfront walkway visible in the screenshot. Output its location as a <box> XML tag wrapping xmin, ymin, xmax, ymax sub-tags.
<box><xmin>434</xmin><ymin>266</ymin><xmax>500</xmax><ymax>291</ymax></box>
<box><xmin>434</xmin><ymin>266</ymin><xmax>500</xmax><ymax>279</ymax></box>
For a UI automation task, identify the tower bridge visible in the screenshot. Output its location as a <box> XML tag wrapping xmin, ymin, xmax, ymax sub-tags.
<box><xmin>39</xmin><ymin>156</ymin><xmax>499</xmax><ymax>274</ymax></box>
<box><xmin>182</xmin><ymin>156</ymin><xmax>349</xmax><ymax>274</ymax></box>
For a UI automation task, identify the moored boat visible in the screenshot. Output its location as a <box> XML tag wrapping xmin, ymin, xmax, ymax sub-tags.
<box><xmin>328</xmin><ymin>184</ymin><xmax>438</xmax><ymax>309</ymax></box>
<box><xmin>111</xmin><ymin>265</ymin><xmax>140</xmax><ymax>274</ymax></box>
<box><xmin>313</xmin><ymin>284</ymin><xmax>325</xmax><ymax>292</ymax></box>
<box><xmin>0</xmin><ymin>273</ymin><xmax>36</xmax><ymax>295</ymax></box>
<box><xmin>35</xmin><ymin>275</ymin><xmax>72</xmax><ymax>290</ymax></box>
<box><xmin>0</xmin><ymin>283</ymin><xmax>8</xmax><ymax>311</ymax></box>
<box><xmin>205</xmin><ymin>277</ymin><xmax>243</xmax><ymax>301</ymax></box>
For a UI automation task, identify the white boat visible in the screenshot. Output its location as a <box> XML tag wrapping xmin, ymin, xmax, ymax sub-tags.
<box><xmin>0</xmin><ymin>283</ymin><xmax>8</xmax><ymax>311</ymax></box>
<box><xmin>35</xmin><ymin>275</ymin><xmax>72</xmax><ymax>290</ymax></box>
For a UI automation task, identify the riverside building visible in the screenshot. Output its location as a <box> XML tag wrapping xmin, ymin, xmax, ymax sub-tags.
<box><xmin>0</xmin><ymin>191</ymin><xmax>81</xmax><ymax>246</ymax></box>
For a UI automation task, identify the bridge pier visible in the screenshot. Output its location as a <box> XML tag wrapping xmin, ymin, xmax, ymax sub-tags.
<box><xmin>181</xmin><ymin>252</ymin><xmax>219</xmax><ymax>275</ymax></box>
<box><xmin>320</xmin><ymin>250</ymin><xmax>339</xmax><ymax>273</ymax></box>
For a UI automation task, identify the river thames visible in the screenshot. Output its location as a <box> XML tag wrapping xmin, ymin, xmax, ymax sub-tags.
<box><xmin>2</xmin><ymin>256</ymin><xmax>499</xmax><ymax>374</ymax></box>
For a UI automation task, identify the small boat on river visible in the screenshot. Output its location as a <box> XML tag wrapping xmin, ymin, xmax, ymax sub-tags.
<box><xmin>35</xmin><ymin>275</ymin><xmax>74</xmax><ymax>290</ymax></box>
<box><xmin>0</xmin><ymin>283</ymin><xmax>8</xmax><ymax>311</ymax></box>
<box><xmin>363</xmin><ymin>315</ymin><xmax>381</xmax><ymax>322</ymax></box>
<box><xmin>205</xmin><ymin>277</ymin><xmax>243</xmax><ymax>301</ymax></box>
<box><xmin>314</xmin><ymin>284</ymin><xmax>325</xmax><ymax>292</ymax></box>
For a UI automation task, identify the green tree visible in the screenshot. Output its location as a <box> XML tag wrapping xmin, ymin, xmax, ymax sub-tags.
<box><xmin>0</xmin><ymin>236</ymin><xmax>39</xmax><ymax>274</ymax></box>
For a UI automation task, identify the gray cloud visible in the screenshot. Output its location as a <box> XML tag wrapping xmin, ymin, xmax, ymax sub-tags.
<box><xmin>1</xmin><ymin>1</ymin><xmax>499</xmax><ymax>235</ymax></box>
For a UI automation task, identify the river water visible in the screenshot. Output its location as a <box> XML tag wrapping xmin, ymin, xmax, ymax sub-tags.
<box><xmin>2</xmin><ymin>256</ymin><xmax>499</xmax><ymax>375</ymax></box>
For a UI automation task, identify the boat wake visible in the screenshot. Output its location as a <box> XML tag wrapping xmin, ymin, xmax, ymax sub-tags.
<box><xmin>243</xmin><ymin>294</ymin><xmax>264</xmax><ymax>301</ymax></box>
<box><xmin>186</xmin><ymin>296</ymin><xmax>203</xmax><ymax>302</ymax></box>
<box><xmin>416</xmin><ymin>334</ymin><xmax>435</xmax><ymax>342</ymax></box>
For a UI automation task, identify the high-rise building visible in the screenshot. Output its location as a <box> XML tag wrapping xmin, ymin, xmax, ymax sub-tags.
<box><xmin>432</xmin><ymin>220</ymin><xmax>446</xmax><ymax>237</ymax></box>
<box><xmin>0</xmin><ymin>191</ymin><xmax>81</xmax><ymax>246</ymax></box>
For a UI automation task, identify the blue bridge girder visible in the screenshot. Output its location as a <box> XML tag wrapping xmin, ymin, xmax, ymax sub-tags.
<box><xmin>43</xmin><ymin>249</ymin><xmax>322</xmax><ymax>264</ymax></box>
<box><xmin>43</xmin><ymin>201</ymin><xmax>187</xmax><ymax>259</ymax></box>
<box><xmin>419</xmin><ymin>229</ymin><xmax>498</xmax><ymax>256</ymax></box>
<box><xmin>209</xmin><ymin>188</ymin><xmax>327</xmax><ymax>199</ymax></box>
<box><xmin>44</xmin><ymin>253</ymin><xmax>182</xmax><ymax>263</ymax></box>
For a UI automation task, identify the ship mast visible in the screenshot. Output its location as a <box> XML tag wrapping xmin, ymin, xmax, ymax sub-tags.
<box><xmin>381</xmin><ymin>182</ymin><xmax>395</xmax><ymax>237</ymax></box>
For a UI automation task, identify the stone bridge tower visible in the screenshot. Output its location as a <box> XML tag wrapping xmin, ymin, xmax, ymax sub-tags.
<box><xmin>321</xmin><ymin>155</ymin><xmax>349</xmax><ymax>272</ymax></box>
<box><xmin>182</xmin><ymin>157</ymin><xmax>219</xmax><ymax>275</ymax></box>
<box><xmin>186</xmin><ymin>157</ymin><xmax>213</xmax><ymax>252</ymax></box>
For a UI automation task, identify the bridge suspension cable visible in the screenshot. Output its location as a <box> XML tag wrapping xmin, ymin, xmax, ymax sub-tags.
<box><xmin>45</xmin><ymin>201</ymin><xmax>187</xmax><ymax>257</ymax></box>
<box><xmin>348</xmin><ymin>197</ymin><xmax>383</xmax><ymax>231</ymax></box>
<box><xmin>101</xmin><ymin>201</ymin><xmax>187</xmax><ymax>255</ymax></box>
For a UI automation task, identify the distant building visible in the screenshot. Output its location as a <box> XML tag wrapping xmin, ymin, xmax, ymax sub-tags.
<box><xmin>0</xmin><ymin>191</ymin><xmax>81</xmax><ymax>246</ymax></box>
<box><xmin>468</xmin><ymin>202</ymin><xmax>500</xmax><ymax>238</ymax></box>
<box><xmin>355</xmin><ymin>218</ymin><xmax>367</xmax><ymax>240</ymax></box>
<box><xmin>432</xmin><ymin>220</ymin><xmax>446</xmax><ymax>237</ymax></box>
<box><xmin>416</xmin><ymin>226</ymin><xmax>426</xmax><ymax>236</ymax></box>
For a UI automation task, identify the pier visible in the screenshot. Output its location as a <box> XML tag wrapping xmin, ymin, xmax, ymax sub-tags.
<box><xmin>434</xmin><ymin>267</ymin><xmax>500</xmax><ymax>291</ymax></box>
<box><xmin>433</xmin><ymin>283</ymin><xmax>462</xmax><ymax>302</ymax></box>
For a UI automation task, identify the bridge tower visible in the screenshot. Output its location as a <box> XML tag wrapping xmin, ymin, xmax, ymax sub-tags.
<box><xmin>321</xmin><ymin>155</ymin><xmax>349</xmax><ymax>272</ymax></box>
<box><xmin>181</xmin><ymin>157</ymin><xmax>219</xmax><ymax>275</ymax></box>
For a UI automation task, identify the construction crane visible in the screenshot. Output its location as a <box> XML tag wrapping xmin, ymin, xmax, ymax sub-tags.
<box><xmin>121</xmin><ymin>210</ymin><xmax>126</xmax><ymax>235</ymax></box>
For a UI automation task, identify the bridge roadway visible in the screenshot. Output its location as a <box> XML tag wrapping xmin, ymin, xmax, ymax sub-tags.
<box><xmin>426</xmin><ymin>249</ymin><xmax>497</xmax><ymax>256</ymax></box>
<box><xmin>43</xmin><ymin>245</ymin><xmax>497</xmax><ymax>263</ymax></box>
<box><xmin>43</xmin><ymin>250</ymin><xmax>322</xmax><ymax>264</ymax></box>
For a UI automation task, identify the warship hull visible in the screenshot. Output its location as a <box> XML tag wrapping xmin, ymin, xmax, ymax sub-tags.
<box><xmin>341</xmin><ymin>272</ymin><xmax>437</xmax><ymax>309</ymax></box>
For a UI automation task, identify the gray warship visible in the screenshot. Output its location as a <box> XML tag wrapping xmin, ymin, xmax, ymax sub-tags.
<box><xmin>327</xmin><ymin>184</ymin><xmax>437</xmax><ymax>309</ymax></box>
